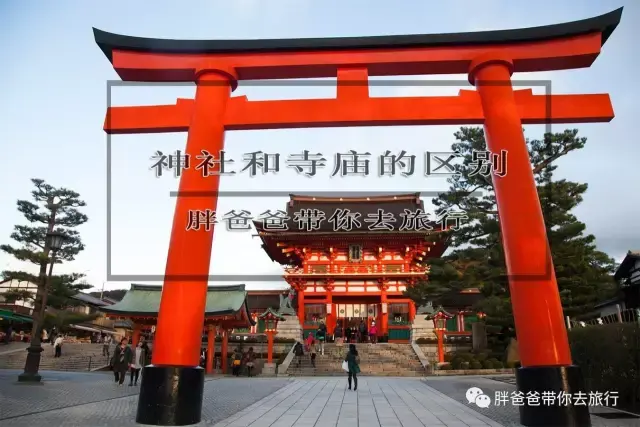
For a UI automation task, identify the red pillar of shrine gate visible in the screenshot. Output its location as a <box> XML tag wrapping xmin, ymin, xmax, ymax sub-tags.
<box><xmin>137</xmin><ymin>69</ymin><xmax>236</xmax><ymax>426</ymax></box>
<box><xmin>469</xmin><ymin>55</ymin><xmax>589</xmax><ymax>426</ymax></box>
<box><xmin>152</xmin><ymin>69</ymin><xmax>235</xmax><ymax>367</ymax></box>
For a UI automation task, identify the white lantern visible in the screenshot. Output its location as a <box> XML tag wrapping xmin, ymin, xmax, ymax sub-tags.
<box><xmin>381</xmin><ymin>303</ymin><xmax>388</xmax><ymax>314</ymax></box>
<box><xmin>326</xmin><ymin>304</ymin><xmax>332</xmax><ymax>314</ymax></box>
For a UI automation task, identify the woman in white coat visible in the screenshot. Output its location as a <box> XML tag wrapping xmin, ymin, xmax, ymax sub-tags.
<box><xmin>128</xmin><ymin>340</ymin><xmax>146</xmax><ymax>386</ymax></box>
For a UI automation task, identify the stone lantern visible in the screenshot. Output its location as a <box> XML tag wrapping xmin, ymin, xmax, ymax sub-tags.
<box><xmin>427</xmin><ymin>306</ymin><xmax>453</xmax><ymax>363</ymax></box>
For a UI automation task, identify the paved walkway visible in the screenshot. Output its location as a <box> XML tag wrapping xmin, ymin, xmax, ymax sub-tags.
<box><xmin>212</xmin><ymin>378</ymin><xmax>503</xmax><ymax>427</ymax></box>
<box><xmin>2</xmin><ymin>370</ymin><xmax>638</xmax><ymax>427</ymax></box>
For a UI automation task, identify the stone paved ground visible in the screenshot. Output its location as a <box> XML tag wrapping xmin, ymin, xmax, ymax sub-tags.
<box><xmin>3</xmin><ymin>370</ymin><xmax>637</xmax><ymax>427</ymax></box>
<box><xmin>425</xmin><ymin>375</ymin><xmax>640</xmax><ymax>427</ymax></box>
<box><xmin>0</xmin><ymin>369</ymin><xmax>288</xmax><ymax>426</ymax></box>
<box><xmin>212</xmin><ymin>377</ymin><xmax>503</xmax><ymax>427</ymax></box>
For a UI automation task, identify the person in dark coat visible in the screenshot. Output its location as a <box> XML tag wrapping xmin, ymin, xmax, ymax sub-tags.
<box><xmin>111</xmin><ymin>337</ymin><xmax>133</xmax><ymax>385</ymax></box>
<box><xmin>139</xmin><ymin>337</ymin><xmax>152</xmax><ymax>365</ymax></box>
<box><xmin>316</xmin><ymin>323</ymin><xmax>326</xmax><ymax>355</ymax></box>
<box><xmin>344</xmin><ymin>344</ymin><xmax>360</xmax><ymax>391</ymax></box>
<box><xmin>293</xmin><ymin>342</ymin><xmax>305</xmax><ymax>367</ymax></box>
<box><xmin>358</xmin><ymin>321</ymin><xmax>368</xmax><ymax>343</ymax></box>
<box><xmin>333</xmin><ymin>323</ymin><xmax>343</xmax><ymax>345</ymax></box>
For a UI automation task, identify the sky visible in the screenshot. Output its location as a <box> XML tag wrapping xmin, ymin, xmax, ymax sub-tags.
<box><xmin>0</xmin><ymin>0</ymin><xmax>638</xmax><ymax>294</ymax></box>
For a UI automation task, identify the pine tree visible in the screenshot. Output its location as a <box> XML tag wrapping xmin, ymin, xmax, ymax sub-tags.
<box><xmin>0</xmin><ymin>179</ymin><xmax>89</xmax><ymax>338</ymax></box>
<box><xmin>405</xmin><ymin>128</ymin><xmax>617</xmax><ymax>328</ymax></box>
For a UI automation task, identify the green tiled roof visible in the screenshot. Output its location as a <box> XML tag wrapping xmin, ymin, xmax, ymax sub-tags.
<box><xmin>100</xmin><ymin>284</ymin><xmax>251</xmax><ymax>317</ymax></box>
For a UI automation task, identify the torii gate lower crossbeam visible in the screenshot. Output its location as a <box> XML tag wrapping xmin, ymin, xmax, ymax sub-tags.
<box><xmin>96</xmin><ymin>8</ymin><xmax>622</xmax><ymax>427</ymax></box>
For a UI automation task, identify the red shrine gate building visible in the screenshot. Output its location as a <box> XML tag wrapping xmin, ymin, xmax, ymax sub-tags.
<box><xmin>255</xmin><ymin>193</ymin><xmax>449</xmax><ymax>342</ymax></box>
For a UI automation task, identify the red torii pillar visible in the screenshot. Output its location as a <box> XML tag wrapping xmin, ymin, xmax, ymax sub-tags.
<box><xmin>134</xmin><ymin>69</ymin><xmax>235</xmax><ymax>426</ymax></box>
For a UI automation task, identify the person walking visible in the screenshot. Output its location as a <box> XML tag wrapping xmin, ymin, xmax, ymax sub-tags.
<box><xmin>3</xmin><ymin>324</ymin><xmax>12</xmax><ymax>345</ymax></box>
<box><xmin>294</xmin><ymin>341</ymin><xmax>305</xmax><ymax>367</ymax></box>
<box><xmin>112</xmin><ymin>337</ymin><xmax>132</xmax><ymax>386</ymax></box>
<box><xmin>369</xmin><ymin>321</ymin><xmax>378</xmax><ymax>344</ymax></box>
<box><xmin>244</xmin><ymin>347</ymin><xmax>256</xmax><ymax>377</ymax></box>
<box><xmin>140</xmin><ymin>337</ymin><xmax>152</xmax><ymax>365</ymax></box>
<box><xmin>304</xmin><ymin>332</ymin><xmax>314</xmax><ymax>353</ymax></box>
<box><xmin>103</xmin><ymin>335</ymin><xmax>112</xmax><ymax>357</ymax></box>
<box><xmin>129</xmin><ymin>340</ymin><xmax>146</xmax><ymax>386</ymax></box>
<box><xmin>345</xmin><ymin>325</ymin><xmax>352</xmax><ymax>344</ymax></box>
<box><xmin>232</xmin><ymin>348</ymin><xmax>243</xmax><ymax>376</ymax></box>
<box><xmin>344</xmin><ymin>344</ymin><xmax>360</xmax><ymax>391</ymax></box>
<box><xmin>316</xmin><ymin>323</ymin><xmax>326</xmax><ymax>355</ymax></box>
<box><xmin>53</xmin><ymin>335</ymin><xmax>64</xmax><ymax>358</ymax></box>
<box><xmin>310</xmin><ymin>339</ymin><xmax>317</xmax><ymax>368</ymax></box>
<box><xmin>41</xmin><ymin>328</ymin><xmax>49</xmax><ymax>344</ymax></box>
<box><xmin>333</xmin><ymin>323</ymin><xmax>343</xmax><ymax>346</ymax></box>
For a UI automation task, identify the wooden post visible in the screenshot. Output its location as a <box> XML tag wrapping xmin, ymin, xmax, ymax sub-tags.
<box><xmin>616</xmin><ymin>304</ymin><xmax>623</xmax><ymax>323</ymax></box>
<box><xmin>132</xmin><ymin>323</ymin><xmax>141</xmax><ymax>347</ymax></box>
<box><xmin>325</xmin><ymin>287</ymin><xmax>334</xmax><ymax>334</ymax></box>
<box><xmin>206</xmin><ymin>324</ymin><xmax>214</xmax><ymax>374</ymax></box>
<box><xmin>566</xmin><ymin>316</ymin><xmax>572</xmax><ymax>330</ymax></box>
<box><xmin>437</xmin><ymin>329</ymin><xmax>445</xmax><ymax>363</ymax></box>
<box><xmin>266</xmin><ymin>331</ymin><xmax>275</xmax><ymax>364</ymax></box>
<box><xmin>221</xmin><ymin>328</ymin><xmax>228</xmax><ymax>373</ymax></box>
<box><xmin>380</xmin><ymin>286</ymin><xmax>388</xmax><ymax>336</ymax></box>
<box><xmin>297</xmin><ymin>288</ymin><xmax>305</xmax><ymax>326</ymax></box>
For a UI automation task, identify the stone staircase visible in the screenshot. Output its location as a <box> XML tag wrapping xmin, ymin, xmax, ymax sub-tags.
<box><xmin>0</xmin><ymin>343</ymin><xmax>111</xmax><ymax>372</ymax></box>
<box><xmin>286</xmin><ymin>343</ymin><xmax>425</xmax><ymax>377</ymax></box>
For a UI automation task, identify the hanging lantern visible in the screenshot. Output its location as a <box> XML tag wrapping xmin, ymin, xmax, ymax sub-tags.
<box><xmin>477</xmin><ymin>312</ymin><xmax>486</xmax><ymax>320</ymax></box>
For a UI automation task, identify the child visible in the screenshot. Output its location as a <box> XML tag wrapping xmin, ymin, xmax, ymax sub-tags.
<box><xmin>310</xmin><ymin>339</ymin><xmax>317</xmax><ymax>368</ymax></box>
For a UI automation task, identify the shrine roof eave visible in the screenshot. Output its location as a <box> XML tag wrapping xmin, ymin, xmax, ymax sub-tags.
<box><xmin>288</xmin><ymin>193</ymin><xmax>421</xmax><ymax>203</ymax></box>
<box><xmin>253</xmin><ymin>224</ymin><xmax>443</xmax><ymax>237</ymax></box>
<box><xmin>93</xmin><ymin>8</ymin><xmax>621</xmax><ymax>63</ymax></box>
<box><xmin>100</xmin><ymin>283</ymin><xmax>255</xmax><ymax>325</ymax></box>
<box><xmin>256</xmin><ymin>229</ymin><xmax>448</xmax><ymax>266</ymax></box>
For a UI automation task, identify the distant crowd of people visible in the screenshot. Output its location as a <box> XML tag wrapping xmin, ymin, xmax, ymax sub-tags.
<box><xmin>332</xmin><ymin>320</ymin><xmax>378</xmax><ymax>344</ymax></box>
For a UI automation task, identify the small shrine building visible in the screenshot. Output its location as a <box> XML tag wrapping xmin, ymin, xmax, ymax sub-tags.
<box><xmin>100</xmin><ymin>284</ymin><xmax>254</xmax><ymax>374</ymax></box>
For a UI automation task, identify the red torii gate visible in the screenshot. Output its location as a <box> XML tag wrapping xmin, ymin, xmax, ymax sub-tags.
<box><xmin>96</xmin><ymin>8</ymin><xmax>622</xmax><ymax>427</ymax></box>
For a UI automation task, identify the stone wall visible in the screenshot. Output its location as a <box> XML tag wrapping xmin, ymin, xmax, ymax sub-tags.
<box><xmin>418</xmin><ymin>343</ymin><xmax>472</xmax><ymax>360</ymax></box>
<box><xmin>276</xmin><ymin>315</ymin><xmax>302</xmax><ymax>340</ymax></box>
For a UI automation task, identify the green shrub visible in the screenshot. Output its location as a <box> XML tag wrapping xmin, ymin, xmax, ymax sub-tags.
<box><xmin>457</xmin><ymin>352</ymin><xmax>475</xmax><ymax>362</ymax></box>
<box><xmin>470</xmin><ymin>360</ymin><xmax>483</xmax><ymax>370</ymax></box>
<box><xmin>492</xmin><ymin>360</ymin><xmax>504</xmax><ymax>369</ymax></box>
<box><xmin>438</xmin><ymin>364</ymin><xmax>451</xmax><ymax>370</ymax></box>
<box><xmin>450</xmin><ymin>358</ymin><xmax>464</xmax><ymax>370</ymax></box>
<box><xmin>474</xmin><ymin>352</ymin><xmax>489</xmax><ymax>361</ymax></box>
<box><xmin>460</xmin><ymin>361</ymin><xmax>470</xmax><ymax>370</ymax></box>
<box><xmin>482</xmin><ymin>360</ymin><xmax>494</xmax><ymax>369</ymax></box>
<box><xmin>444</xmin><ymin>353</ymin><xmax>453</xmax><ymax>362</ymax></box>
<box><xmin>570</xmin><ymin>323</ymin><xmax>640</xmax><ymax>412</ymax></box>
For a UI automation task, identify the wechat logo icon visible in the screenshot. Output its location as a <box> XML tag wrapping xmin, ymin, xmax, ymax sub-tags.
<box><xmin>466</xmin><ymin>387</ymin><xmax>491</xmax><ymax>408</ymax></box>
